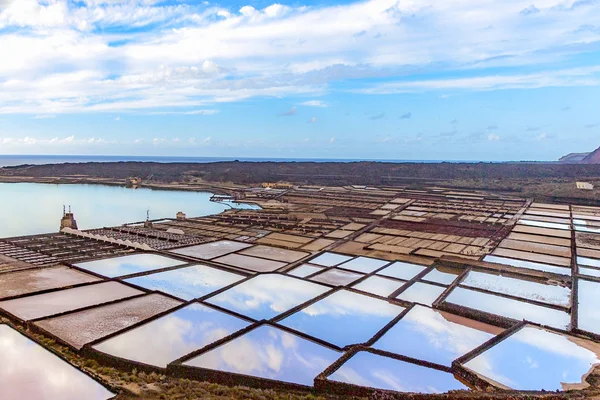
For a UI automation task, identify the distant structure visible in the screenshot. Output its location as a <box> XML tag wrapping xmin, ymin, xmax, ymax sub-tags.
<box><xmin>60</xmin><ymin>205</ymin><xmax>78</xmax><ymax>230</ymax></box>
<box><xmin>576</xmin><ymin>182</ymin><xmax>594</xmax><ymax>190</ymax></box>
<box><xmin>126</xmin><ymin>177</ymin><xmax>142</xmax><ymax>188</ymax></box>
<box><xmin>144</xmin><ymin>209</ymin><xmax>153</xmax><ymax>228</ymax></box>
<box><xmin>176</xmin><ymin>211</ymin><xmax>186</xmax><ymax>220</ymax></box>
<box><xmin>261</xmin><ymin>182</ymin><xmax>293</xmax><ymax>189</ymax></box>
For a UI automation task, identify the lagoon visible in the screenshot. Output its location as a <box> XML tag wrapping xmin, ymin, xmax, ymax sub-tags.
<box><xmin>0</xmin><ymin>182</ymin><xmax>253</xmax><ymax>238</ymax></box>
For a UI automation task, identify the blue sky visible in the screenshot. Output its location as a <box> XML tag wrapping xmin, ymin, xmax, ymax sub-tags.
<box><xmin>0</xmin><ymin>0</ymin><xmax>599</xmax><ymax>161</ymax></box>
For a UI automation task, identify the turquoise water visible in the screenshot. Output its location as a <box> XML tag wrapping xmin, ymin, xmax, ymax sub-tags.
<box><xmin>0</xmin><ymin>182</ymin><xmax>253</xmax><ymax>238</ymax></box>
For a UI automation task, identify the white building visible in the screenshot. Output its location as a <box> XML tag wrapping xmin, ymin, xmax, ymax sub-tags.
<box><xmin>576</xmin><ymin>182</ymin><xmax>594</xmax><ymax>190</ymax></box>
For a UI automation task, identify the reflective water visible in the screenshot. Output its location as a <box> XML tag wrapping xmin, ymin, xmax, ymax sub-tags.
<box><xmin>445</xmin><ymin>287</ymin><xmax>570</xmax><ymax>329</ymax></box>
<box><xmin>0</xmin><ymin>324</ymin><xmax>114</xmax><ymax>400</ymax></box>
<box><xmin>518</xmin><ymin>219</ymin><xmax>571</xmax><ymax>231</ymax></box>
<box><xmin>0</xmin><ymin>182</ymin><xmax>254</xmax><ymax>238</ymax></box>
<box><xmin>464</xmin><ymin>326</ymin><xmax>600</xmax><ymax>391</ymax></box>
<box><xmin>0</xmin><ymin>266</ymin><xmax>100</xmax><ymax>299</ymax></box>
<box><xmin>578</xmin><ymin>256</ymin><xmax>600</xmax><ymax>268</ymax></box>
<box><xmin>483</xmin><ymin>255</ymin><xmax>571</xmax><ymax>276</ymax></box>
<box><xmin>125</xmin><ymin>265</ymin><xmax>245</xmax><ymax>300</ymax></box>
<box><xmin>352</xmin><ymin>276</ymin><xmax>405</xmax><ymax>297</ymax></box>
<box><xmin>575</xmin><ymin>226</ymin><xmax>600</xmax><ymax>234</ymax></box>
<box><xmin>461</xmin><ymin>271</ymin><xmax>571</xmax><ymax>307</ymax></box>
<box><xmin>377</xmin><ymin>262</ymin><xmax>427</xmax><ymax>280</ymax></box>
<box><xmin>337</xmin><ymin>257</ymin><xmax>389</xmax><ymax>273</ymax></box>
<box><xmin>577</xmin><ymin>279</ymin><xmax>600</xmax><ymax>335</ymax></box>
<box><xmin>287</xmin><ymin>264</ymin><xmax>324</xmax><ymax>278</ymax></box>
<box><xmin>93</xmin><ymin>303</ymin><xmax>250</xmax><ymax>368</ymax></box>
<box><xmin>213</xmin><ymin>253</ymin><xmax>287</xmax><ymax>272</ymax></box>
<box><xmin>0</xmin><ymin>281</ymin><xmax>143</xmax><ymax>321</ymax></box>
<box><xmin>372</xmin><ymin>305</ymin><xmax>495</xmax><ymax>366</ymax></box>
<box><xmin>579</xmin><ymin>267</ymin><xmax>600</xmax><ymax>278</ymax></box>
<box><xmin>310</xmin><ymin>253</ymin><xmax>353</xmax><ymax>267</ymax></box>
<box><xmin>206</xmin><ymin>275</ymin><xmax>329</xmax><ymax>320</ymax></box>
<box><xmin>183</xmin><ymin>325</ymin><xmax>340</xmax><ymax>386</ymax></box>
<box><xmin>74</xmin><ymin>254</ymin><xmax>186</xmax><ymax>278</ymax></box>
<box><xmin>170</xmin><ymin>241</ymin><xmax>253</xmax><ymax>260</ymax></box>
<box><xmin>35</xmin><ymin>294</ymin><xmax>182</xmax><ymax>349</ymax></box>
<box><xmin>421</xmin><ymin>267</ymin><xmax>461</xmax><ymax>285</ymax></box>
<box><xmin>328</xmin><ymin>351</ymin><xmax>468</xmax><ymax>393</ymax></box>
<box><xmin>396</xmin><ymin>282</ymin><xmax>446</xmax><ymax>306</ymax></box>
<box><xmin>310</xmin><ymin>269</ymin><xmax>364</xmax><ymax>286</ymax></box>
<box><xmin>279</xmin><ymin>289</ymin><xmax>404</xmax><ymax>347</ymax></box>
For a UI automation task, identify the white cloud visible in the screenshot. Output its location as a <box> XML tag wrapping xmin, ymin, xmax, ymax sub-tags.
<box><xmin>0</xmin><ymin>0</ymin><xmax>599</xmax><ymax>114</ymax></box>
<box><xmin>360</xmin><ymin>66</ymin><xmax>600</xmax><ymax>93</ymax></box>
<box><xmin>300</xmin><ymin>100</ymin><xmax>328</xmax><ymax>107</ymax></box>
<box><xmin>308</xmin><ymin>116</ymin><xmax>317</xmax><ymax>123</ymax></box>
<box><xmin>488</xmin><ymin>134</ymin><xmax>500</xmax><ymax>141</ymax></box>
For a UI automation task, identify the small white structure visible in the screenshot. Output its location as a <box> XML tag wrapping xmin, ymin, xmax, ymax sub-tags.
<box><xmin>576</xmin><ymin>182</ymin><xmax>594</xmax><ymax>190</ymax></box>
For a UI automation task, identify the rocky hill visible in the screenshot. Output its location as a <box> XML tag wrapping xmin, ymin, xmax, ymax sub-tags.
<box><xmin>582</xmin><ymin>147</ymin><xmax>600</xmax><ymax>164</ymax></box>
<box><xmin>559</xmin><ymin>152</ymin><xmax>591</xmax><ymax>163</ymax></box>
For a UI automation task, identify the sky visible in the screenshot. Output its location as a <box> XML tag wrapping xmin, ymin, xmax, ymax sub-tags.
<box><xmin>0</xmin><ymin>0</ymin><xmax>599</xmax><ymax>161</ymax></box>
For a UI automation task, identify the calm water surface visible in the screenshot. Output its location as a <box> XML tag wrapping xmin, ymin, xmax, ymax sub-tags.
<box><xmin>0</xmin><ymin>182</ymin><xmax>255</xmax><ymax>238</ymax></box>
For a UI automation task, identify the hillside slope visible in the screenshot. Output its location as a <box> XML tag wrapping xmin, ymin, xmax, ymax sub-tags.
<box><xmin>582</xmin><ymin>147</ymin><xmax>600</xmax><ymax>164</ymax></box>
<box><xmin>559</xmin><ymin>152</ymin><xmax>591</xmax><ymax>163</ymax></box>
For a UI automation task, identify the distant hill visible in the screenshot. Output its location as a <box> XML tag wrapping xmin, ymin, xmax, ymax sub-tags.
<box><xmin>559</xmin><ymin>152</ymin><xmax>591</xmax><ymax>163</ymax></box>
<box><xmin>582</xmin><ymin>147</ymin><xmax>600</xmax><ymax>164</ymax></box>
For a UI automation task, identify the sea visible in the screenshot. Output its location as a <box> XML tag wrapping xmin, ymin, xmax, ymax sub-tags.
<box><xmin>0</xmin><ymin>154</ymin><xmax>480</xmax><ymax>168</ymax></box>
<box><xmin>0</xmin><ymin>182</ymin><xmax>257</xmax><ymax>238</ymax></box>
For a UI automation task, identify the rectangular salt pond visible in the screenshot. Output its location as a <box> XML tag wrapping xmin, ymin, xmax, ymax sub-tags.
<box><xmin>93</xmin><ymin>303</ymin><xmax>251</xmax><ymax>368</ymax></box>
<box><xmin>328</xmin><ymin>351</ymin><xmax>468</xmax><ymax>393</ymax></box>
<box><xmin>483</xmin><ymin>255</ymin><xmax>571</xmax><ymax>276</ymax></box>
<box><xmin>421</xmin><ymin>267</ymin><xmax>462</xmax><ymax>285</ymax></box>
<box><xmin>396</xmin><ymin>282</ymin><xmax>446</xmax><ymax>306</ymax></box>
<box><xmin>578</xmin><ymin>256</ymin><xmax>600</xmax><ymax>268</ymax></box>
<box><xmin>239</xmin><ymin>245</ymin><xmax>308</xmax><ymax>262</ymax></box>
<box><xmin>336</xmin><ymin>256</ymin><xmax>389</xmax><ymax>273</ymax></box>
<box><xmin>372</xmin><ymin>305</ymin><xmax>498</xmax><ymax>367</ymax></box>
<box><xmin>579</xmin><ymin>266</ymin><xmax>600</xmax><ymax>278</ymax></box>
<box><xmin>182</xmin><ymin>325</ymin><xmax>341</xmax><ymax>387</ymax></box>
<box><xmin>577</xmin><ymin>279</ymin><xmax>600</xmax><ymax>335</ymax></box>
<box><xmin>0</xmin><ymin>266</ymin><xmax>100</xmax><ymax>299</ymax></box>
<box><xmin>461</xmin><ymin>271</ymin><xmax>570</xmax><ymax>307</ymax></box>
<box><xmin>576</xmin><ymin>226</ymin><xmax>600</xmax><ymax>234</ymax></box>
<box><xmin>0</xmin><ymin>281</ymin><xmax>143</xmax><ymax>321</ymax></box>
<box><xmin>35</xmin><ymin>294</ymin><xmax>182</xmax><ymax>349</ymax></box>
<box><xmin>74</xmin><ymin>254</ymin><xmax>186</xmax><ymax>278</ymax></box>
<box><xmin>377</xmin><ymin>262</ymin><xmax>427</xmax><ymax>280</ymax></box>
<box><xmin>213</xmin><ymin>253</ymin><xmax>286</xmax><ymax>272</ymax></box>
<box><xmin>125</xmin><ymin>265</ymin><xmax>245</xmax><ymax>300</ymax></box>
<box><xmin>445</xmin><ymin>287</ymin><xmax>570</xmax><ymax>330</ymax></box>
<box><xmin>463</xmin><ymin>326</ymin><xmax>600</xmax><ymax>391</ymax></box>
<box><xmin>279</xmin><ymin>290</ymin><xmax>404</xmax><ymax>348</ymax></box>
<box><xmin>310</xmin><ymin>268</ymin><xmax>364</xmax><ymax>286</ymax></box>
<box><xmin>287</xmin><ymin>264</ymin><xmax>324</xmax><ymax>278</ymax></box>
<box><xmin>310</xmin><ymin>252</ymin><xmax>353</xmax><ymax>267</ymax></box>
<box><xmin>169</xmin><ymin>240</ymin><xmax>252</xmax><ymax>260</ymax></box>
<box><xmin>206</xmin><ymin>274</ymin><xmax>329</xmax><ymax>320</ymax></box>
<box><xmin>518</xmin><ymin>219</ymin><xmax>571</xmax><ymax>230</ymax></box>
<box><xmin>352</xmin><ymin>275</ymin><xmax>406</xmax><ymax>297</ymax></box>
<box><xmin>0</xmin><ymin>324</ymin><xmax>114</xmax><ymax>400</ymax></box>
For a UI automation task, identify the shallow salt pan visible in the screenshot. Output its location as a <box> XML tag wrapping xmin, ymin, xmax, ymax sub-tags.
<box><xmin>0</xmin><ymin>324</ymin><xmax>114</xmax><ymax>400</ymax></box>
<box><xmin>464</xmin><ymin>326</ymin><xmax>600</xmax><ymax>391</ymax></box>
